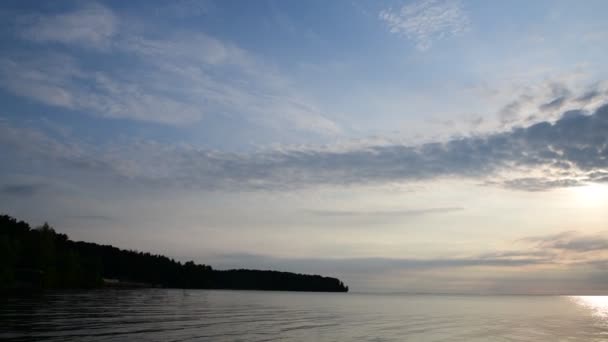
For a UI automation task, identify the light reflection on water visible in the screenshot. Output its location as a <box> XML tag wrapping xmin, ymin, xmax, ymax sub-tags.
<box><xmin>570</xmin><ymin>296</ymin><xmax>608</xmax><ymax>319</ymax></box>
<box><xmin>2</xmin><ymin>290</ymin><xmax>608</xmax><ymax>341</ymax></box>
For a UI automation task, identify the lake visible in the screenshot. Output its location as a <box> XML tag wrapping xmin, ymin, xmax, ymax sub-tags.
<box><xmin>2</xmin><ymin>290</ymin><xmax>608</xmax><ymax>341</ymax></box>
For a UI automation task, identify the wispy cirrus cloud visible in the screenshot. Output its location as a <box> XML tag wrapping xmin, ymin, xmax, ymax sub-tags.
<box><xmin>17</xmin><ymin>2</ymin><xmax>118</xmax><ymax>49</ymax></box>
<box><xmin>379</xmin><ymin>0</ymin><xmax>470</xmax><ymax>50</ymax></box>
<box><xmin>1</xmin><ymin>2</ymin><xmax>340</xmax><ymax>136</ymax></box>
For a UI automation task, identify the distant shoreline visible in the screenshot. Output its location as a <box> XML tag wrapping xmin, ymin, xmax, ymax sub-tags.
<box><xmin>0</xmin><ymin>215</ymin><xmax>349</xmax><ymax>293</ymax></box>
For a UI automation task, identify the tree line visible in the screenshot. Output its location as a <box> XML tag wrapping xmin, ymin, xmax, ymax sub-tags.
<box><xmin>0</xmin><ymin>215</ymin><xmax>348</xmax><ymax>292</ymax></box>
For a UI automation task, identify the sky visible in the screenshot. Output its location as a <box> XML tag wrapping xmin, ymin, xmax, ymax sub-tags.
<box><xmin>1</xmin><ymin>0</ymin><xmax>608</xmax><ymax>294</ymax></box>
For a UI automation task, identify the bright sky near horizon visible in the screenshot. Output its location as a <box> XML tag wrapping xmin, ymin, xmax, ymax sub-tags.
<box><xmin>1</xmin><ymin>0</ymin><xmax>608</xmax><ymax>293</ymax></box>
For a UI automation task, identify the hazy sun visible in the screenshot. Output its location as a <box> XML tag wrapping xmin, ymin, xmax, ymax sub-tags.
<box><xmin>572</xmin><ymin>183</ymin><xmax>608</xmax><ymax>207</ymax></box>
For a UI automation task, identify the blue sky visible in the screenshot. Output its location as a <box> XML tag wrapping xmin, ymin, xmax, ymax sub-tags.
<box><xmin>1</xmin><ymin>0</ymin><xmax>608</xmax><ymax>293</ymax></box>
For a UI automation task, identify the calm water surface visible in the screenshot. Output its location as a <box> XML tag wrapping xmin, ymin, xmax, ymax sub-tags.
<box><xmin>2</xmin><ymin>290</ymin><xmax>608</xmax><ymax>341</ymax></box>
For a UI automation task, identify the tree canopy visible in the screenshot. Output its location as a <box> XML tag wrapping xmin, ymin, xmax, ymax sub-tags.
<box><xmin>0</xmin><ymin>215</ymin><xmax>348</xmax><ymax>292</ymax></box>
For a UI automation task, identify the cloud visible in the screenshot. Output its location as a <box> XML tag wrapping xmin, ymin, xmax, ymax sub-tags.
<box><xmin>379</xmin><ymin>0</ymin><xmax>470</xmax><ymax>50</ymax></box>
<box><xmin>0</xmin><ymin>120</ymin><xmax>108</xmax><ymax>170</ymax></box>
<box><xmin>498</xmin><ymin>95</ymin><xmax>533</xmax><ymax>125</ymax></box>
<box><xmin>0</xmin><ymin>54</ymin><xmax>209</xmax><ymax>125</ymax></box>
<box><xmin>306</xmin><ymin>207</ymin><xmax>463</xmax><ymax>217</ymax></box>
<box><xmin>538</xmin><ymin>83</ymin><xmax>572</xmax><ymax>112</ymax></box>
<box><xmin>156</xmin><ymin>0</ymin><xmax>212</xmax><ymax>19</ymax></box>
<box><xmin>539</xmin><ymin>96</ymin><xmax>568</xmax><ymax>112</ymax></box>
<box><xmin>0</xmin><ymin>183</ymin><xmax>46</xmax><ymax>196</ymax></box>
<box><xmin>18</xmin><ymin>2</ymin><xmax>117</xmax><ymax>49</ymax></box>
<box><xmin>1</xmin><ymin>105</ymin><xmax>608</xmax><ymax>192</ymax></box>
<box><xmin>211</xmin><ymin>253</ymin><xmax>548</xmax><ymax>275</ymax></box>
<box><xmin>500</xmin><ymin>177</ymin><xmax>583</xmax><ymax>192</ymax></box>
<box><xmin>493</xmin><ymin>79</ymin><xmax>603</xmax><ymax>127</ymax></box>
<box><xmin>0</xmin><ymin>54</ymin><xmax>79</xmax><ymax>108</ymax></box>
<box><xmin>211</xmin><ymin>230</ymin><xmax>608</xmax><ymax>292</ymax></box>
<box><xmin>588</xmin><ymin>171</ymin><xmax>608</xmax><ymax>183</ymax></box>
<box><xmin>523</xmin><ymin>231</ymin><xmax>608</xmax><ymax>253</ymax></box>
<box><xmin>475</xmin><ymin>230</ymin><xmax>608</xmax><ymax>273</ymax></box>
<box><xmin>577</xmin><ymin>89</ymin><xmax>602</xmax><ymax>103</ymax></box>
<box><xmin>2</xmin><ymin>3</ymin><xmax>340</xmax><ymax>135</ymax></box>
<box><xmin>64</xmin><ymin>214</ymin><xmax>115</xmax><ymax>222</ymax></box>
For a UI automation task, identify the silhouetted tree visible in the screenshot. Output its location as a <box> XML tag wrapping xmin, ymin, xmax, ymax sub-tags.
<box><xmin>0</xmin><ymin>214</ymin><xmax>348</xmax><ymax>292</ymax></box>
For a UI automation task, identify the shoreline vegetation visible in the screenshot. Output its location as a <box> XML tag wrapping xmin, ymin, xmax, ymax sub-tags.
<box><xmin>0</xmin><ymin>215</ymin><xmax>348</xmax><ymax>293</ymax></box>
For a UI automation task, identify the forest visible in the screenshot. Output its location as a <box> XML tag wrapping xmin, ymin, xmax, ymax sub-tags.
<box><xmin>0</xmin><ymin>215</ymin><xmax>348</xmax><ymax>292</ymax></box>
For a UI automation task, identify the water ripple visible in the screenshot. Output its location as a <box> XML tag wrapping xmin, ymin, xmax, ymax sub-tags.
<box><xmin>1</xmin><ymin>291</ymin><xmax>608</xmax><ymax>341</ymax></box>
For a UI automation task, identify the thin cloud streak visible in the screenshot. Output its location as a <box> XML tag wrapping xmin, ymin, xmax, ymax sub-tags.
<box><xmin>211</xmin><ymin>253</ymin><xmax>548</xmax><ymax>274</ymax></box>
<box><xmin>522</xmin><ymin>231</ymin><xmax>608</xmax><ymax>253</ymax></box>
<box><xmin>306</xmin><ymin>207</ymin><xmax>463</xmax><ymax>217</ymax></box>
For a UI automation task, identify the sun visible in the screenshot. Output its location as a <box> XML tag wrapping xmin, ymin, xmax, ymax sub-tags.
<box><xmin>572</xmin><ymin>183</ymin><xmax>608</xmax><ymax>208</ymax></box>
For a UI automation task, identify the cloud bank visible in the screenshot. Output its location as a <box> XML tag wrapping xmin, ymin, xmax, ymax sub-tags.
<box><xmin>211</xmin><ymin>230</ymin><xmax>608</xmax><ymax>293</ymax></box>
<box><xmin>1</xmin><ymin>104</ymin><xmax>607</xmax><ymax>192</ymax></box>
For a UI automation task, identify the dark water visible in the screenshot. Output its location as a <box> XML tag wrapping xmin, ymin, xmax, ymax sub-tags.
<box><xmin>2</xmin><ymin>290</ymin><xmax>608</xmax><ymax>341</ymax></box>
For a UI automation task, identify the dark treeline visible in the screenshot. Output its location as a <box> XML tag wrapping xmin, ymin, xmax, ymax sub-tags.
<box><xmin>0</xmin><ymin>215</ymin><xmax>348</xmax><ymax>292</ymax></box>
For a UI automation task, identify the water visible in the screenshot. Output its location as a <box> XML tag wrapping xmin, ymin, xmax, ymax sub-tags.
<box><xmin>2</xmin><ymin>290</ymin><xmax>608</xmax><ymax>341</ymax></box>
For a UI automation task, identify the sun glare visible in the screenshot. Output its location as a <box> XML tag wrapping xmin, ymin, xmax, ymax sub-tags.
<box><xmin>570</xmin><ymin>296</ymin><xmax>608</xmax><ymax>319</ymax></box>
<box><xmin>572</xmin><ymin>183</ymin><xmax>608</xmax><ymax>208</ymax></box>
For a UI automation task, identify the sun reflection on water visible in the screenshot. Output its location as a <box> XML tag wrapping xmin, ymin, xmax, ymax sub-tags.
<box><xmin>570</xmin><ymin>296</ymin><xmax>608</xmax><ymax>319</ymax></box>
